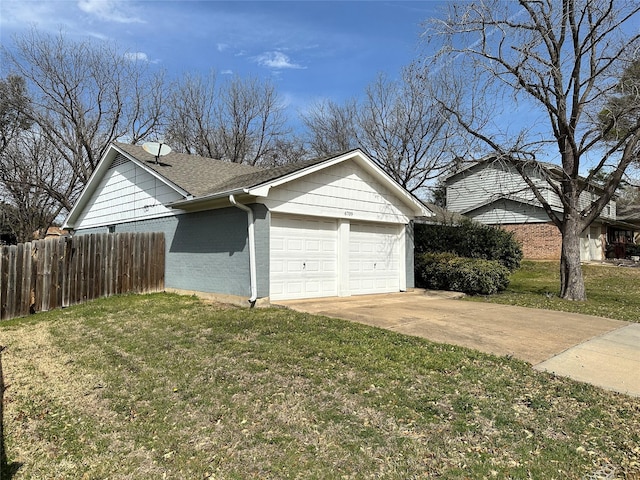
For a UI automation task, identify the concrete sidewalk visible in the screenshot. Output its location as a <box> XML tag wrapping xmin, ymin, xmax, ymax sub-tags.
<box><xmin>277</xmin><ymin>290</ymin><xmax>640</xmax><ymax>397</ymax></box>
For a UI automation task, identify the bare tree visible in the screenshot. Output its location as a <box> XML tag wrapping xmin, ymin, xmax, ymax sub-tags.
<box><xmin>2</xmin><ymin>29</ymin><xmax>166</xmax><ymax>199</ymax></box>
<box><xmin>601</xmin><ymin>57</ymin><xmax>640</xmax><ymax>148</ymax></box>
<box><xmin>0</xmin><ymin>74</ymin><xmax>66</xmax><ymax>241</ymax></box>
<box><xmin>426</xmin><ymin>0</ymin><xmax>640</xmax><ymax>300</ymax></box>
<box><xmin>356</xmin><ymin>66</ymin><xmax>457</xmax><ymax>194</ymax></box>
<box><xmin>0</xmin><ymin>131</ymin><xmax>68</xmax><ymax>241</ymax></box>
<box><xmin>301</xmin><ymin>67</ymin><xmax>457</xmax><ymax>195</ymax></box>
<box><xmin>301</xmin><ymin>98</ymin><xmax>358</xmax><ymax>156</ymax></box>
<box><xmin>165</xmin><ymin>71</ymin><xmax>220</xmax><ymax>158</ymax></box>
<box><xmin>216</xmin><ymin>75</ymin><xmax>289</xmax><ymax>166</ymax></box>
<box><xmin>263</xmin><ymin>136</ymin><xmax>309</xmax><ymax>167</ymax></box>
<box><xmin>166</xmin><ymin>73</ymin><xmax>290</xmax><ymax>166</ymax></box>
<box><xmin>0</xmin><ymin>75</ymin><xmax>31</xmax><ymax>155</ymax></box>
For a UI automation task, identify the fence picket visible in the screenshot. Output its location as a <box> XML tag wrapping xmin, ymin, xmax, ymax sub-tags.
<box><xmin>20</xmin><ymin>242</ymin><xmax>32</xmax><ymax>317</ymax></box>
<box><xmin>0</xmin><ymin>247</ymin><xmax>8</xmax><ymax>321</ymax></box>
<box><xmin>0</xmin><ymin>232</ymin><xmax>165</xmax><ymax>321</ymax></box>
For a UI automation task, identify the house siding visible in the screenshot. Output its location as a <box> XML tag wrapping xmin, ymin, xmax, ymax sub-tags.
<box><xmin>252</xmin><ymin>204</ymin><xmax>270</xmax><ymax>298</ymax></box>
<box><xmin>75</xmin><ymin>206</ymin><xmax>268</xmax><ymax>299</ymax></box>
<box><xmin>405</xmin><ymin>222</ymin><xmax>415</xmax><ymax>289</ymax></box>
<box><xmin>446</xmin><ymin>163</ymin><xmax>548</xmax><ymax>213</ymax></box>
<box><xmin>447</xmin><ymin>162</ymin><xmax>617</xmax><ymax>222</ymax></box>
<box><xmin>577</xmin><ymin>190</ymin><xmax>616</xmax><ymax>220</ymax></box>
<box><xmin>467</xmin><ymin>199</ymin><xmax>553</xmax><ymax>224</ymax></box>
<box><xmin>446</xmin><ymin>161</ymin><xmax>617</xmax><ymax>261</ymax></box>
<box><xmin>263</xmin><ymin>161</ymin><xmax>415</xmax><ymax>224</ymax></box>
<box><xmin>76</xmin><ymin>154</ymin><xmax>183</xmax><ymax>228</ymax></box>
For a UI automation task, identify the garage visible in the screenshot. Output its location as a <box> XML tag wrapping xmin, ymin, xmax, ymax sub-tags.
<box><xmin>349</xmin><ymin>222</ymin><xmax>401</xmax><ymax>295</ymax></box>
<box><xmin>270</xmin><ymin>214</ymin><xmax>404</xmax><ymax>301</ymax></box>
<box><xmin>68</xmin><ymin>145</ymin><xmax>431</xmax><ymax>304</ymax></box>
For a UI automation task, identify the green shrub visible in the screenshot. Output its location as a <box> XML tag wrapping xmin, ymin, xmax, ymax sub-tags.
<box><xmin>625</xmin><ymin>243</ymin><xmax>640</xmax><ymax>257</ymax></box>
<box><xmin>414</xmin><ymin>220</ymin><xmax>523</xmax><ymax>271</ymax></box>
<box><xmin>415</xmin><ymin>252</ymin><xmax>510</xmax><ymax>295</ymax></box>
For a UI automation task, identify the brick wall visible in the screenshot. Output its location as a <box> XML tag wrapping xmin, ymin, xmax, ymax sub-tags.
<box><xmin>499</xmin><ymin>223</ymin><xmax>562</xmax><ymax>260</ymax></box>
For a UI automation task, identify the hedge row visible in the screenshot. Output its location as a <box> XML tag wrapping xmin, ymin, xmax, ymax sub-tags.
<box><xmin>414</xmin><ymin>221</ymin><xmax>523</xmax><ymax>272</ymax></box>
<box><xmin>415</xmin><ymin>252</ymin><xmax>510</xmax><ymax>295</ymax></box>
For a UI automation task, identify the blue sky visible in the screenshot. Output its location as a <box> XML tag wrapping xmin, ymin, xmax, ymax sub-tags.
<box><xmin>0</xmin><ymin>0</ymin><xmax>443</xmax><ymax>119</ymax></box>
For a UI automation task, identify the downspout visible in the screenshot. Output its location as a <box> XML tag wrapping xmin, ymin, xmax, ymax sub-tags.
<box><xmin>229</xmin><ymin>194</ymin><xmax>258</xmax><ymax>305</ymax></box>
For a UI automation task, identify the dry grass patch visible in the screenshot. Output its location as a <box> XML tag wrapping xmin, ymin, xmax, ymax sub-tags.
<box><xmin>1</xmin><ymin>293</ymin><xmax>639</xmax><ymax>479</ymax></box>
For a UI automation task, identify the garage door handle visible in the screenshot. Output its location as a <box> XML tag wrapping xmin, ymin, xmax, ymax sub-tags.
<box><xmin>374</xmin><ymin>263</ymin><xmax>376</xmax><ymax>269</ymax></box>
<box><xmin>303</xmin><ymin>262</ymin><xmax>306</xmax><ymax>269</ymax></box>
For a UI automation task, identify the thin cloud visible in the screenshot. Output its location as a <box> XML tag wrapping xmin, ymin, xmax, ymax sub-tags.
<box><xmin>124</xmin><ymin>51</ymin><xmax>149</xmax><ymax>62</ymax></box>
<box><xmin>0</xmin><ymin>0</ymin><xmax>60</xmax><ymax>28</ymax></box>
<box><xmin>221</xmin><ymin>69</ymin><xmax>233</xmax><ymax>75</ymax></box>
<box><xmin>77</xmin><ymin>0</ymin><xmax>144</xmax><ymax>24</ymax></box>
<box><xmin>255</xmin><ymin>51</ymin><xmax>305</xmax><ymax>70</ymax></box>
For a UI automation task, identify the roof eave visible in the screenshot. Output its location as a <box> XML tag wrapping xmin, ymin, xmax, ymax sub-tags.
<box><xmin>460</xmin><ymin>196</ymin><xmax>564</xmax><ymax>215</ymax></box>
<box><xmin>168</xmin><ymin>188</ymin><xmax>251</xmax><ymax>209</ymax></box>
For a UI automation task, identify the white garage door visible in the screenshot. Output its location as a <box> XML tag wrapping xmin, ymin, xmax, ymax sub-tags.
<box><xmin>270</xmin><ymin>215</ymin><xmax>338</xmax><ymax>300</ymax></box>
<box><xmin>349</xmin><ymin>222</ymin><xmax>400</xmax><ymax>295</ymax></box>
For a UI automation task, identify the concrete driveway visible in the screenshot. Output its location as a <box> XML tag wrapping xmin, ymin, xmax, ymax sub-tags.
<box><xmin>276</xmin><ymin>290</ymin><xmax>640</xmax><ymax>397</ymax></box>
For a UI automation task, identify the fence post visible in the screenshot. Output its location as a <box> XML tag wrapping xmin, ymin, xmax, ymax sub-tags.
<box><xmin>0</xmin><ymin>247</ymin><xmax>8</xmax><ymax>321</ymax></box>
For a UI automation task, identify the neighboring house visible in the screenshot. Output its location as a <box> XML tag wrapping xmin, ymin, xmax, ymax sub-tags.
<box><xmin>417</xmin><ymin>202</ymin><xmax>468</xmax><ymax>226</ymax></box>
<box><xmin>63</xmin><ymin>142</ymin><xmax>431</xmax><ymax>304</ymax></box>
<box><xmin>613</xmin><ymin>203</ymin><xmax>640</xmax><ymax>254</ymax></box>
<box><xmin>444</xmin><ymin>158</ymin><xmax>625</xmax><ymax>261</ymax></box>
<box><xmin>44</xmin><ymin>226</ymin><xmax>69</xmax><ymax>239</ymax></box>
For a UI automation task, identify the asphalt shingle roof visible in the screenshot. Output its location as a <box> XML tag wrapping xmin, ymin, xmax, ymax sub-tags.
<box><xmin>113</xmin><ymin>142</ymin><xmax>264</xmax><ymax>197</ymax></box>
<box><xmin>114</xmin><ymin>142</ymin><xmax>355</xmax><ymax>199</ymax></box>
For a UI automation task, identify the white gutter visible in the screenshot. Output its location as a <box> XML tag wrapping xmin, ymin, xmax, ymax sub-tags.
<box><xmin>229</xmin><ymin>195</ymin><xmax>258</xmax><ymax>305</ymax></box>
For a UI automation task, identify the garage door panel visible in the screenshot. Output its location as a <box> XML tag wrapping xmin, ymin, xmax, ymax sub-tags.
<box><xmin>305</xmin><ymin>239</ymin><xmax>321</xmax><ymax>251</ymax></box>
<box><xmin>349</xmin><ymin>222</ymin><xmax>400</xmax><ymax>295</ymax></box>
<box><xmin>287</xmin><ymin>239</ymin><xmax>304</xmax><ymax>251</ymax></box>
<box><xmin>270</xmin><ymin>215</ymin><xmax>338</xmax><ymax>300</ymax></box>
<box><xmin>285</xmin><ymin>260</ymin><xmax>303</xmax><ymax>273</ymax></box>
<box><xmin>303</xmin><ymin>260</ymin><xmax>321</xmax><ymax>272</ymax></box>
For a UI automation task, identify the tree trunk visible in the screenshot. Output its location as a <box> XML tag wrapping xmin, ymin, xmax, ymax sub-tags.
<box><xmin>559</xmin><ymin>218</ymin><xmax>587</xmax><ymax>301</ymax></box>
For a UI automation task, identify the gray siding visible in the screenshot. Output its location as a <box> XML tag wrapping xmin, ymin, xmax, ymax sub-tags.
<box><xmin>252</xmin><ymin>204</ymin><xmax>270</xmax><ymax>298</ymax></box>
<box><xmin>467</xmin><ymin>199</ymin><xmax>552</xmax><ymax>224</ymax></box>
<box><xmin>447</xmin><ymin>163</ymin><xmax>617</xmax><ymax>223</ymax></box>
<box><xmin>446</xmin><ymin>163</ymin><xmax>539</xmax><ymax>214</ymax></box>
<box><xmin>405</xmin><ymin>222</ymin><xmax>415</xmax><ymax>289</ymax></box>
<box><xmin>75</xmin><ymin>207</ymin><xmax>263</xmax><ymax>299</ymax></box>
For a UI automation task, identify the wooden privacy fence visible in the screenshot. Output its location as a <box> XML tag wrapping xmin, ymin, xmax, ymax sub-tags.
<box><xmin>0</xmin><ymin>232</ymin><xmax>165</xmax><ymax>321</ymax></box>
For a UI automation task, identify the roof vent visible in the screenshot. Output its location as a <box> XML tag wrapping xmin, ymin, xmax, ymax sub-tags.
<box><xmin>109</xmin><ymin>154</ymin><xmax>128</xmax><ymax>170</ymax></box>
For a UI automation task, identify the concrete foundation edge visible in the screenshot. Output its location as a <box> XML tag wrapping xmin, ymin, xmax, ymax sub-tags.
<box><xmin>165</xmin><ymin>288</ymin><xmax>271</xmax><ymax>308</ymax></box>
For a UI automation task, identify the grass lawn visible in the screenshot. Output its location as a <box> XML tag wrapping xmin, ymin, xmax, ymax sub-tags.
<box><xmin>466</xmin><ymin>260</ymin><xmax>640</xmax><ymax>322</ymax></box>
<box><xmin>1</xmin><ymin>293</ymin><xmax>639</xmax><ymax>479</ymax></box>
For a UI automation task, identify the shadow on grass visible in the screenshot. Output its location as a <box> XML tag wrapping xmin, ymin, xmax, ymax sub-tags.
<box><xmin>1</xmin><ymin>462</ymin><xmax>23</xmax><ymax>480</ymax></box>
<box><xmin>1</xmin><ymin>345</ymin><xmax>22</xmax><ymax>480</ymax></box>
